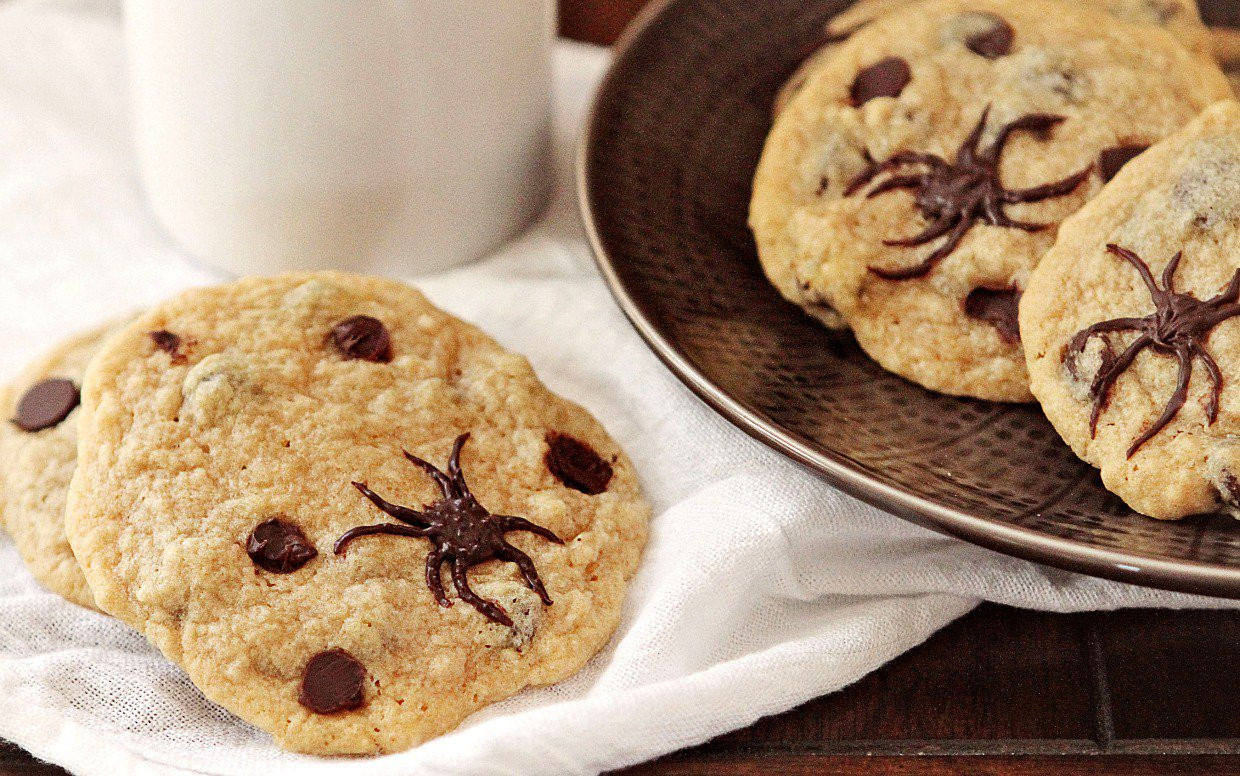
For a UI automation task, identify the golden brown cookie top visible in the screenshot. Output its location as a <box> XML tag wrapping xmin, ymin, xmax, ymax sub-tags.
<box><xmin>65</xmin><ymin>272</ymin><xmax>649</xmax><ymax>754</ymax></box>
<box><xmin>1023</xmin><ymin>100</ymin><xmax>1240</xmax><ymax>520</ymax></box>
<box><xmin>775</xmin><ymin>0</ymin><xmax>1213</xmax><ymax>116</ymax></box>
<box><xmin>0</xmin><ymin>319</ymin><xmax>135</xmax><ymax>610</ymax></box>
<box><xmin>750</xmin><ymin>0</ymin><xmax>1231</xmax><ymax>401</ymax></box>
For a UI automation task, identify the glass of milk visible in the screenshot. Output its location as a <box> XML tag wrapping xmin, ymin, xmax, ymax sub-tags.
<box><xmin>124</xmin><ymin>1</ymin><xmax>555</xmax><ymax>277</ymax></box>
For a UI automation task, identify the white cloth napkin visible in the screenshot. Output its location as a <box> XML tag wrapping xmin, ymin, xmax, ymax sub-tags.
<box><xmin>0</xmin><ymin>3</ymin><xmax>1234</xmax><ymax>775</ymax></box>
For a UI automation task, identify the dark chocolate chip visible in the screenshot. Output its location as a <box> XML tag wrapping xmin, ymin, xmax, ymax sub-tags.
<box><xmin>1064</xmin><ymin>336</ymin><xmax>1115</xmax><ymax>385</ymax></box>
<box><xmin>246</xmin><ymin>518</ymin><xmax>318</xmax><ymax>573</ymax></box>
<box><xmin>299</xmin><ymin>649</ymin><xmax>366</xmax><ymax>714</ymax></box>
<box><xmin>331</xmin><ymin>316</ymin><xmax>392</xmax><ymax>363</ymax></box>
<box><xmin>545</xmin><ymin>432</ymin><xmax>614</xmax><ymax>495</ymax></box>
<box><xmin>965</xmin><ymin>287</ymin><xmax>1022</xmax><ymax>344</ymax></box>
<box><xmin>149</xmin><ymin>330</ymin><xmax>180</xmax><ymax>354</ymax></box>
<box><xmin>149</xmin><ymin>330</ymin><xmax>187</xmax><ymax>363</ymax></box>
<box><xmin>964</xmin><ymin>15</ymin><xmax>1014</xmax><ymax>59</ymax></box>
<box><xmin>1099</xmin><ymin>145</ymin><xmax>1149</xmax><ymax>182</ymax></box>
<box><xmin>12</xmin><ymin>378</ymin><xmax>79</xmax><ymax>432</ymax></box>
<box><xmin>850</xmin><ymin>57</ymin><xmax>911</xmax><ymax>106</ymax></box>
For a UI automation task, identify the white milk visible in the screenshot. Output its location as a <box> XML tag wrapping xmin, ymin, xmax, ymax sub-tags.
<box><xmin>125</xmin><ymin>1</ymin><xmax>555</xmax><ymax>276</ymax></box>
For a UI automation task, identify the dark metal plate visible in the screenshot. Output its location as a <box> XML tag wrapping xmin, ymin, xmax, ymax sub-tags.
<box><xmin>579</xmin><ymin>0</ymin><xmax>1240</xmax><ymax>597</ymax></box>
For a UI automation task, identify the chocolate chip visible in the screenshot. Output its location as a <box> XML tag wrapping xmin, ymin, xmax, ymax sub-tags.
<box><xmin>545</xmin><ymin>432</ymin><xmax>613</xmax><ymax>495</ymax></box>
<box><xmin>964</xmin><ymin>287</ymin><xmax>1022</xmax><ymax>344</ymax></box>
<box><xmin>1064</xmin><ymin>333</ymin><xmax>1116</xmax><ymax>396</ymax></box>
<box><xmin>12</xmin><ymin>378</ymin><xmax>79</xmax><ymax>432</ymax></box>
<box><xmin>1099</xmin><ymin>145</ymin><xmax>1149</xmax><ymax>182</ymax></box>
<box><xmin>149</xmin><ymin>330</ymin><xmax>179</xmax><ymax>354</ymax></box>
<box><xmin>299</xmin><ymin>649</ymin><xmax>366</xmax><ymax>714</ymax></box>
<box><xmin>964</xmin><ymin>15</ymin><xmax>1014</xmax><ymax>59</ymax></box>
<box><xmin>246</xmin><ymin>518</ymin><xmax>318</xmax><ymax>573</ymax></box>
<box><xmin>330</xmin><ymin>316</ymin><xmax>392</xmax><ymax>363</ymax></box>
<box><xmin>149</xmin><ymin>330</ymin><xmax>187</xmax><ymax>364</ymax></box>
<box><xmin>850</xmin><ymin>57</ymin><xmax>911</xmax><ymax>107</ymax></box>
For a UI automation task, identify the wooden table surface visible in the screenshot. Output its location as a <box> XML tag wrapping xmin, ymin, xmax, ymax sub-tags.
<box><xmin>3</xmin><ymin>2</ymin><xmax>1238</xmax><ymax>775</ymax></box>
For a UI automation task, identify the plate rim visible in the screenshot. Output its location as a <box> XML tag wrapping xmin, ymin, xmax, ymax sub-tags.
<box><xmin>576</xmin><ymin>0</ymin><xmax>1240</xmax><ymax>600</ymax></box>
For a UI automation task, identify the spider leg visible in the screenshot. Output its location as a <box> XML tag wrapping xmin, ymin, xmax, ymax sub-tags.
<box><xmin>983</xmin><ymin>113</ymin><xmax>1066</xmax><ymax>165</ymax></box>
<box><xmin>1065</xmin><ymin>318</ymin><xmax>1148</xmax><ymax>363</ymax></box>
<box><xmin>1126</xmin><ymin>345</ymin><xmax>1194</xmax><ymax>458</ymax></box>
<box><xmin>984</xmin><ymin>198</ymin><xmax>1047</xmax><ymax>232</ymax></box>
<box><xmin>1207</xmin><ymin>302</ymin><xmax>1240</xmax><ymax>329</ymax></box>
<box><xmin>1194</xmin><ymin>342</ymin><xmax>1224</xmax><ymax>425</ymax></box>
<box><xmin>424</xmin><ymin>546</ymin><xmax>451</xmax><ymax>608</ymax></box>
<box><xmin>1088</xmin><ymin>334</ymin><xmax>1152</xmax><ymax>437</ymax></box>
<box><xmin>955</xmin><ymin>105</ymin><xmax>992</xmax><ymax>167</ymax></box>
<box><xmin>352</xmin><ymin>481</ymin><xmax>430</xmax><ymax>526</ymax></box>
<box><xmin>1106</xmin><ymin>245</ymin><xmax>1163</xmax><ymax>303</ymax></box>
<box><xmin>883</xmin><ymin>152</ymin><xmax>948</xmax><ymax>169</ymax></box>
<box><xmin>446</xmin><ymin>432</ymin><xmax>472</xmax><ymax>496</ymax></box>
<box><xmin>403</xmin><ymin>450</ymin><xmax>456</xmax><ymax>499</ymax></box>
<box><xmin>499</xmin><ymin>514</ymin><xmax>564</xmax><ymax>544</ymax></box>
<box><xmin>1207</xmin><ymin>268</ymin><xmax>1240</xmax><ymax>306</ymax></box>
<box><xmin>1160</xmin><ymin>252</ymin><xmax>1183</xmax><ymax>294</ymax></box>
<box><xmin>333</xmin><ymin>522</ymin><xmax>431</xmax><ymax>555</ymax></box>
<box><xmin>450</xmin><ymin>558</ymin><xmax>513</xmax><ymax>626</ymax></box>
<box><xmin>843</xmin><ymin>151</ymin><xmax>881</xmax><ymax>196</ymax></box>
<box><xmin>864</xmin><ymin>174</ymin><xmax>928</xmax><ymax>199</ymax></box>
<box><xmin>999</xmin><ymin>165</ymin><xmax>1091</xmax><ymax>204</ymax></box>
<box><xmin>871</xmin><ymin>215</ymin><xmax>971</xmax><ymax>281</ymax></box>
<box><xmin>845</xmin><ymin>152</ymin><xmax>945</xmax><ymax>196</ymax></box>
<box><xmin>500</xmin><ymin>542</ymin><xmax>554</xmax><ymax>605</ymax></box>
<box><xmin>881</xmin><ymin>212</ymin><xmax>960</xmax><ymax>248</ymax></box>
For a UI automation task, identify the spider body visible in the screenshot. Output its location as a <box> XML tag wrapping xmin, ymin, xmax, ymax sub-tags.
<box><xmin>1067</xmin><ymin>245</ymin><xmax>1240</xmax><ymax>458</ymax></box>
<box><xmin>847</xmin><ymin>107</ymin><xmax>1092</xmax><ymax>280</ymax></box>
<box><xmin>335</xmin><ymin>433</ymin><xmax>563</xmax><ymax>626</ymax></box>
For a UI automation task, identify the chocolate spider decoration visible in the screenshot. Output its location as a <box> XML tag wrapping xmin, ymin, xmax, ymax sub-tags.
<box><xmin>846</xmin><ymin>106</ymin><xmax>1092</xmax><ymax>280</ymax></box>
<box><xmin>1066</xmin><ymin>244</ymin><xmax>1240</xmax><ymax>458</ymax></box>
<box><xmin>335</xmin><ymin>433</ymin><xmax>563</xmax><ymax>626</ymax></box>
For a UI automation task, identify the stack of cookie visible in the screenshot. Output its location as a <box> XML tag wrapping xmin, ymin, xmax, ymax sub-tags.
<box><xmin>751</xmin><ymin>0</ymin><xmax>1240</xmax><ymax>519</ymax></box>
<box><xmin>0</xmin><ymin>273</ymin><xmax>649</xmax><ymax>754</ymax></box>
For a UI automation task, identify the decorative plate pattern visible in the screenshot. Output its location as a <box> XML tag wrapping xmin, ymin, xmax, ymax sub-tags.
<box><xmin>579</xmin><ymin>0</ymin><xmax>1240</xmax><ymax>597</ymax></box>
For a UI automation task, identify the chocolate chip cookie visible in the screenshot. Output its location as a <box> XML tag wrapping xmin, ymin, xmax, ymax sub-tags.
<box><xmin>0</xmin><ymin>320</ymin><xmax>132</xmax><ymax>610</ymax></box>
<box><xmin>1022</xmin><ymin>100</ymin><xmax>1240</xmax><ymax>520</ymax></box>
<box><xmin>750</xmin><ymin>0</ymin><xmax>1231</xmax><ymax>401</ymax></box>
<box><xmin>774</xmin><ymin>0</ymin><xmax>1215</xmax><ymax>115</ymax></box>
<box><xmin>64</xmin><ymin>273</ymin><xmax>649</xmax><ymax>754</ymax></box>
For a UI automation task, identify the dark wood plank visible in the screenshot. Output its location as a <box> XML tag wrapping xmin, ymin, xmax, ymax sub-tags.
<box><xmin>1099</xmin><ymin>609</ymin><xmax>1240</xmax><ymax>742</ymax></box>
<box><xmin>619</xmin><ymin>754</ymin><xmax>1240</xmax><ymax>775</ymax></box>
<box><xmin>0</xmin><ymin>743</ymin><xmax>60</xmax><ymax>776</ymax></box>
<box><xmin>713</xmin><ymin>605</ymin><xmax>1096</xmax><ymax>747</ymax></box>
<box><xmin>0</xmin><ymin>743</ymin><xmax>39</xmax><ymax>766</ymax></box>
